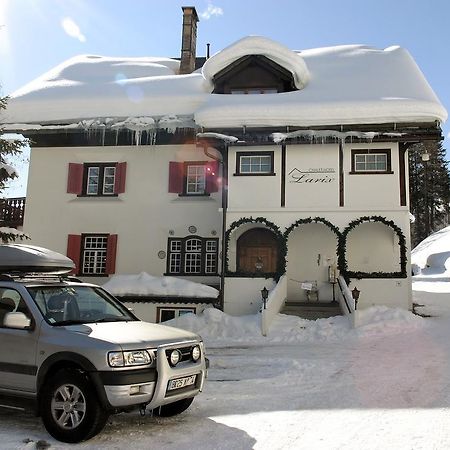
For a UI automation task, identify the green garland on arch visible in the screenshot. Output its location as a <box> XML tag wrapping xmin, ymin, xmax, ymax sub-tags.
<box><xmin>284</xmin><ymin>216</ymin><xmax>341</xmax><ymax>239</ymax></box>
<box><xmin>224</xmin><ymin>216</ymin><xmax>287</xmax><ymax>281</ymax></box>
<box><xmin>340</xmin><ymin>215</ymin><xmax>408</xmax><ymax>280</ymax></box>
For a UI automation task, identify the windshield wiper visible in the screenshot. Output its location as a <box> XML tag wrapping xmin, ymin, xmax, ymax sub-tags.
<box><xmin>85</xmin><ymin>317</ymin><xmax>134</xmax><ymax>324</ymax></box>
<box><xmin>54</xmin><ymin>320</ymin><xmax>87</xmax><ymax>326</ymax></box>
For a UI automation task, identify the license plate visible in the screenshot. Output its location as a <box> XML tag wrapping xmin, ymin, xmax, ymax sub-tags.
<box><xmin>167</xmin><ymin>375</ymin><xmax>197</xmax><ymax>391</ymax></box>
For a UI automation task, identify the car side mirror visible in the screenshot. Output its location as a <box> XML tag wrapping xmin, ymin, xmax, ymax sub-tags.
<box><xmin>3</xmin><ymin>312</ymin><xmax>32</xmax><ymax>329</ymax></box>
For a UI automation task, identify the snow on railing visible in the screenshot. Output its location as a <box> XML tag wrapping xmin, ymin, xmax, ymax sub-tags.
<box><xmin>260</xmin><ymin>275</ymin><xmax>287</xmax><ymax>336</ymax></box>
<box><xmin>337</xmin><ymin>275</ymin><xmax>356</xmax><ymax>327</ymax></box>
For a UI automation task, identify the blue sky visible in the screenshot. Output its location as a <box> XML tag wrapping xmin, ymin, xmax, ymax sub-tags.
<box><xmin>1</xmin><ymin>0</ymin><xmax>449</xmax><ymax>156</ymax></box>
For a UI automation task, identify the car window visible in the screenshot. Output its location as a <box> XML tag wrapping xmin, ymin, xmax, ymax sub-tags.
<box><xmin>0</xmin><ymin>288</ymin><xmax>32</xmax><ymax>328</ymax></box>
<box><xmin>27</xmin><ymin>285</ymin><xmax>136</xmax><ymax>325</ymax></box>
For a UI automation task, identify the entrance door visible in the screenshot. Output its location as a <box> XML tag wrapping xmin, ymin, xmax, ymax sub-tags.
<box><xmin>237</xmin><ymin>228</ymin><xmax>278</xmax><ymax>273</ymax></box>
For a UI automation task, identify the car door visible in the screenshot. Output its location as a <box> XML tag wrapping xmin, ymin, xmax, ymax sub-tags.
<box><xmin>0</xmin><ymin>287</ymin><xmax>39</xmax><ymax>393</ymax></box>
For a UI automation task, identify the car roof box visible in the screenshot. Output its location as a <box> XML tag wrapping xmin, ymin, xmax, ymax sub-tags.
<box><xmin>0</xmin><ymin>244</ymin><xmax>75</xmax><ymax>274</ymax></box>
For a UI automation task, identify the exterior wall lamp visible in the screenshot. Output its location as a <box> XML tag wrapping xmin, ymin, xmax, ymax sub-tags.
<box><xmin>261</xmin><ymin>286</ymin><xmax>269</xmax><ymax>310</ymax></box>
<box><xmin>351</xmin><ymin>287</ymin><xmax>360</xmax><ymax>310</ymax></box>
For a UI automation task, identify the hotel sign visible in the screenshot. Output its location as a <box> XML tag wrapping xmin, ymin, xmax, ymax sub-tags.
<box><xmin>288</xmin><ymin>168</ymin><xmax>336</xmax><ymax>184</ymax></box>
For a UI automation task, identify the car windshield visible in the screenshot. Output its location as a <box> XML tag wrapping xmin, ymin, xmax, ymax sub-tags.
<box><xmin>26</xmin><ymin>285</ymin><xmax>136</xmax><ymax>326</ymax></box>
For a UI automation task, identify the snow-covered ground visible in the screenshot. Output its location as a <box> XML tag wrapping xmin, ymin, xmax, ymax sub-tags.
<box><xmin>2</xmin><ymin>229</ymin><xmax>450</xmax><ymax>449</ymax></box>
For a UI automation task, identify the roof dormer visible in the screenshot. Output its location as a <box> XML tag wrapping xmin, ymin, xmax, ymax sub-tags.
<box><xmin>202</xmin><ymin>36</ymin><xmax>310</xmax><ymax>94</ymax></box>
<box><xmin>212</xmin><ymin>54</ymin><xmax>297</xmax><ymax>94</ymax></box>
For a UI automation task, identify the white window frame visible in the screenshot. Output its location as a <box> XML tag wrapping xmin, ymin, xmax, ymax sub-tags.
<box><xmin>167</xmin><ymin>237</ymin><xmax>218</xmax><ymax>275</ymax></box>
<box><xmin>81</xmin><ymin>235</ymin><xmax>108</xmax><ymax>275</ymax></box>
<box><xmin>186</xmin><ymin>164</ymin><xmax>206</xmax><ymax>195</ymax></box>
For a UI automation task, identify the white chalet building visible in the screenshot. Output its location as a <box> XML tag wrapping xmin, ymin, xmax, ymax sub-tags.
<box><xmin>1</xmin><ymin>7</ymin><xmax>447</xmax><ymax>323</ymax></box>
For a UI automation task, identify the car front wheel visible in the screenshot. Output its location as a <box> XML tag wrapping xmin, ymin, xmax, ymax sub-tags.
<box><xmin>40</xmin><ymin>369</ymin><xmax>108</xmax><ymax>443</ymax></box>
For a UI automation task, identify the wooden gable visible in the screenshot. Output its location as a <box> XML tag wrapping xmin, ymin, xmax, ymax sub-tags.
<box><xmin>212</xmin><ymin>54</ymin><xmax>297</xmax><ymax>94</ymax></box>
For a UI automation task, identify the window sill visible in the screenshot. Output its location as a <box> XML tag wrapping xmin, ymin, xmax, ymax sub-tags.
<box><xmin>79</xmin><ymin>273</ymin><xmax>109</xmax><ymax>277</ymax></box>
<box><xmin>71</xmin><ymin>195</ymin><xmax>122</xmax><ymax>203</ymax></box>
<box><xmin>349</xmin><ymin>171</ymin><xmax>394</xmax><ymax>175</ymax></box>
<box><xmin>233</xmin><ymin>172</ymin><xmax>276</xmax><ymax>177</ymax></box>
<box><xmin>177</xmin><ymin>193</ymin><xmax>211</xmax><ymax>197</ymax></box>
<box><xmin>164</xmin><ymin>272</ymin><xmax>218</xmax><ymax>277</ymax></box>
<box><xmin>77</xmin><ymin>194</ymin><xmax>119</xmax><ymax>198</ymax></box>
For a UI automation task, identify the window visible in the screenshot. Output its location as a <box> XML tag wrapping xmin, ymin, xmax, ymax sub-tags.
<box><xmin>67</xmin><ymin>162</ymin><xmax>127</xmax><ymax>196</ymax></box>
<box><xmin>235</xmin><ymin>152</ymin><xmax>274</xmax><ymax>176</ymax></box>
<box><xmin>0</xmin><ymin>289</ymin><xmax>32</xmax><ymax>328</ymax></box>
<box><xmin>350</xmin><ymin>150</ymin><xmax>392</xmax><ymax>174</ymax></box>
<box><xmin>82</xmin><ymin>235</ymin><xmax>108</xmax><ymax>274</ymax></box>
<box><xmin>157</xmin><ymin>307</ymin><xmax>196</xmax><ymax>323</ymax></box>
<box><xmin>86</xmin><ymin>165</ymin><xmax>116</xmax><ymax>195</ymax></box>
<box><xmin>168</xmin><ymin>161</ymin><xmax>219</xmax><ymax>196</ymax></box>
<box><xmin>167</xmin><ymin>236</ymin><xmax>219</xmax><ymax>275</ymax></box>
<box><xmin>186</xmin><ymin>164</ymin><xmax>206</xmax><ymax>195</ymax></box>
<box><xmin>67</xmin><ymin>234</ymin><xmax>118</xmax><ymax>276</ymax></box>
<box><xmin>230</xmin><ymin>88</ymin><xmax>277</xmax><ymax>94</ymax></box>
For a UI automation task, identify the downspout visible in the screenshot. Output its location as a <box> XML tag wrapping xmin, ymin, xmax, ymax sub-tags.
<box><xmin>203</xmin><ymin>143</ymin><xmax>228</xmax><ymax>311</ymax></box>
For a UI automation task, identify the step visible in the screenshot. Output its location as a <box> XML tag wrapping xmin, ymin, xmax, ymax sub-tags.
<box><xmin>281</xmin><ymin>301</ymin><xmax>342</xmax><ymax>320</ymax></box>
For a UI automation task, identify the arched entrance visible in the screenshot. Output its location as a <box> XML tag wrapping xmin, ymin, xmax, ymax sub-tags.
<box><xmin>286</xmin><ymin>221</ymin><xmax>339</xmax><ymax>302</ymax></box>
<box><xmin>237</xmin><ymin>228</ymin><xmax>278</xmax><ymax>274</ymax></box>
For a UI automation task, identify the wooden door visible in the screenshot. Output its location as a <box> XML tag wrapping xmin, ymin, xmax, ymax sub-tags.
<box><xmin>237</xmin><ymin>229</ymin><xmax>278</xmax><ymax>273</ymax></box>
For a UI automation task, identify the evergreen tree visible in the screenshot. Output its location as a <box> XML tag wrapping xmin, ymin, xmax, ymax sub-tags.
<box><xmin>409</xmin><ymin>140</ymin><xmax>450</xmax><ymax>247</ymax></box>
<box><xmin>0</xmin><ymin>95</ymin><xmax>29</xmax><ymax>243</ymax></box>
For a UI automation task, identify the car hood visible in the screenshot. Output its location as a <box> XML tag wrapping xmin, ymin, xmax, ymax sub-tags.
<box><xmin>67</xmin><ymin>320</ymin><xmax>201</xmax><ymax>349</ymax></box>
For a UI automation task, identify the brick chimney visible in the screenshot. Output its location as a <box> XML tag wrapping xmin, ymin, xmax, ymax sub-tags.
<box><xmin>179</xmin><ymin>6</ymin><xmax>199</xmax><ymax>74</ymax></box>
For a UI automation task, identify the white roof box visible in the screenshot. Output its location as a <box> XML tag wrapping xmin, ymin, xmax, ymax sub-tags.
<box><xmin>0</xmin><ymin>244</ymin><xmax>75</xmax><ymax>274</ymax></box>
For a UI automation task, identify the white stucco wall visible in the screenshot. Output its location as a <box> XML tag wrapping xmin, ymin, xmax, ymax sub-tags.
<box><xmin>344</xmin><ymin>142</ymin><xmax>400</xmax><ymax>208</ymax></box>
<box><xmin>23</xmin><ymin>144</ymin><xmax>222</xmax><ymax>285</ymax></box>
<box><xmin>228</xmin><ymin>146</ymin><xmax>281</xmax><ymax>209</ymax></box>
<box><xmin>224</xmin><ymin>277</ymin><xmax>275</xmax><ymax>315</ymax></box>
<box><xmin>285</xmin><ymin>144</ymin><xmax>339</xmax><ymax>209</ymax></box>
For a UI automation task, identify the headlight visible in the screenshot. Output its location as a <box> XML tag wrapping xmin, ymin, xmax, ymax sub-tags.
<box><xmin>108</xmin><ymin>350</ymin><xmax>153</xmax><ymax>367</ymax></box>
<box><xmin>191</xmin><ymin>345</ymin><xmax>201</xmax><ymax>362</ymax></box>
<box><xmin>169</xmin><ymin>349</ymin><xmax>181</xmax><ymax>366</ymax></box>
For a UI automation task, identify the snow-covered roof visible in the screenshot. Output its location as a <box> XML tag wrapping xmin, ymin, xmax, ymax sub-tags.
<box><xmin>102</xmin><ymin>272</ymin><xmax>219</xmax><ymax>298</ymax></box>
<box><xmin>2</xmin><ymin>37</ymin><xmax>447</xmax><ymax>128</ymax></box>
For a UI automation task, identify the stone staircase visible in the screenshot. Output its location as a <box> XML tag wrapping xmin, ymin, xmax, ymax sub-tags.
<box><xmin>281</xmin><ymin>301</ymin><xmax>342</xmax><ymax>320</ymax></box>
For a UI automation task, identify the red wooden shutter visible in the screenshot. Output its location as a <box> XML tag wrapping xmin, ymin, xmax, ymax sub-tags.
<box><xmin>168</xmin><ymin>162</ymin><xmax>184</xmax><ymax>193</ymax></box>
<box><xmin>205</xmin><ymin>161</ymin><xmax>219</xmax><ymax>193</ymax></box>
<box><xmin>105</xmin><ymin>234</ymin><xmax>118</xmax><ymax>275</ymax></box>
<box><xmin>67</xmin><ymin>163</ymin><xmax>83</xmax><ymax>194</ymax></box>
<box><xmin>67</xmin><ymin>234</ymin><xmax>82</xmax><ymax>275</ymax></box>
<box><xmin>114</xmin><ymin>162</ymin><xmax>127</xmax><ymax>194</ymax></box>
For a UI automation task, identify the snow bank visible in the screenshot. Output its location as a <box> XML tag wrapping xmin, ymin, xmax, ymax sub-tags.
<box><xmin>166</xmin><ymin>305</ymin><xmax>425</xmax><ymax>346</ymax></box>
<box><xmin>412</xmin><ymin>226</ymin><xmax>450</xmax><ymax>276</ymax></box>
<box><xmin>102</xmin><ymin>272</ymin><xmax>219</xmax><ymax>298</ymax></box>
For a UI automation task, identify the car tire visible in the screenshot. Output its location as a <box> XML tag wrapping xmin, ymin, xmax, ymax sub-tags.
<box><xmin>153</xmin><ymin>396</ymin><xmax>194</xmax><ymax>417</ymax></box>
<box><xmin>40</xmin><ymin>369</ymin><xmax>108</xmax><ymax>443</ymax></box>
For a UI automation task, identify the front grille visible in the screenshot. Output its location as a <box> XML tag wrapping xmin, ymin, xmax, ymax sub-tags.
<box><xmin>164</xmin><ymin>345</ymin><xmax>197</xmax><ymax>364</ymax></box>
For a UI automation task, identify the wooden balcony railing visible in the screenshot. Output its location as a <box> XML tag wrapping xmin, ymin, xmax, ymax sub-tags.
<box><xmin>0</xmin><ymin>197</ymin><xmax>26</xmax><ymax>228</ymax></box>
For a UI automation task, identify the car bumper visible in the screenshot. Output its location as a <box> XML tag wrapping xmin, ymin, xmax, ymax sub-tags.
<box><xmin>99</xmin><ymin>342</ymin><xmax>207</xmax><ymax>409</ymax></box>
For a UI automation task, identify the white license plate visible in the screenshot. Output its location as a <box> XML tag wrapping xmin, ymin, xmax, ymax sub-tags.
<box><xmin>167</xmin><ymin>375</ymin><xmax>197</xmax><ymax>391</ymax></box>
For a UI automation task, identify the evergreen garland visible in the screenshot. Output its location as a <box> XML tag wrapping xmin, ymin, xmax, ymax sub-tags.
<box><xmin>225</xmin><ymin>215</ymin><xmax>408</xmax><ymax>283</ymax></box>
<box><xmin>224</xmin><ymin>216</ymin><xmax>287</xmax><ymax>281</ymax></box>
<box><xmin>340</xmin><ymin>215</ymin><xmax>407</xmax><ymax>280</ymax></box>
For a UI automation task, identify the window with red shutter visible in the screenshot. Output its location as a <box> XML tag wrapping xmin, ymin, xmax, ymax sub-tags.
<box><xmin>168</xmin><ymin>161</ymin><xmax>184</xmax><ymax>193</ymax></box>
<box><xmin>169</xmin><ymin>161</ymin><xmax>220</xmax><ymax>196</ymax></box>
<box><xmin>67</xmin><ymin>234</ymin><xmax>82</xmax><ymax>274</ymax></box>
<box><xmin>105</xmin><ymin>234</ymin><xmax>118</xmax><ymax>275</ymax></box>
<box><xmin>114</xmin><ymin>162</ymin><xmax>127</xmax><ymax>194</ymax></box>
<box><xmin>67</xmin><ymin>163</ymin><xmax>83</xmax><ymax>194</ymax></box>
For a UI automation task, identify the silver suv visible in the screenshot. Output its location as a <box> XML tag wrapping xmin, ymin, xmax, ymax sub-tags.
<box><xmin>0</xmin><ymin>245</ymin><xmax>207</xmax><ymax>443</ymax></box>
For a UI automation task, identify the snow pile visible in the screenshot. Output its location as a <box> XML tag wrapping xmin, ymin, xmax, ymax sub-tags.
<box><xmin>166</xmin><ymin>305</ymin><xmax>425</xmax><ymax>346</ymax></box>
<box><xmin>411</xmin><ymin>226</ymin><xmax>450</xmax><ymax>276</ymax></box>
<box><xmin>102</xmin><ymin>271</ymin><xmax>219</xmax><ymax>298</ymax></box>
